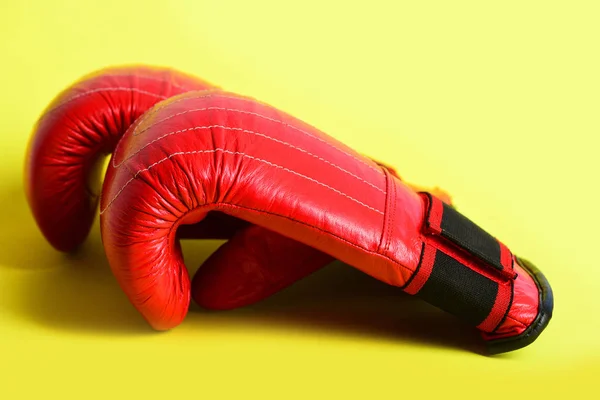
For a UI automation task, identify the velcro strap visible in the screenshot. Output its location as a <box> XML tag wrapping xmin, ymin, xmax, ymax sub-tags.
<box><xmin>403</xmin><ymin>243</ymin><xmax>513</xmax><ymax>332</ymax></box>
<box><xmin>420</xmin><ymin>193</ymin><xmax>517</xmax><ymax>280</ymax></box>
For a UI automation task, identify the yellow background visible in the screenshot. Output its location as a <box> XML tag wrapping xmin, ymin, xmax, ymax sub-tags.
<box><xmin>1</xmin><ymin>1</ymin><xmax>598</xmax><ymax>398</ymax></box>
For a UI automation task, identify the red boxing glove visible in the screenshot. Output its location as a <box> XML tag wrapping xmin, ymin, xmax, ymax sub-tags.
<box><xmin>23</xmin><ymin>65</ymin><xmax>317</xmax><ymax>308</ymax></box>
<box><xmin>25</xmin><ymin>66</ymin><xmax>451</xmax><ymax>312</ymax></box>
<box><xmin>100</xmin><ymin>90</ymin><xmax>553</xmax><ymax>354</ymax></box>
<box><xmin>24</xmin><ymin>66</ymin><xmax>216</xmax><ymax>252</ymax></box>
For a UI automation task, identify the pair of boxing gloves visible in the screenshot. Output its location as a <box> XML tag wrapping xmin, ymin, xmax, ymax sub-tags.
<box><xmin>24</xmin><ymin>66</ymin><xmax>553</xmax><ymax>354</ymax></box>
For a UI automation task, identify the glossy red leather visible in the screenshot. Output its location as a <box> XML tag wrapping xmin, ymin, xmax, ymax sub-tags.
<box><xmin>26</xmin><ymin>66</ymin><xmax>442</xmax><ymax>314</ymax></box>
<box><xmin>100</xmin><ymin>90</ymin><xmax>543</xmax><ymax>343</ymax></box>
<box><xmin>483</xmin><ymin>261</ymin><xmax>539</xmax><ymax>339</ymax></box>
<box><xmin>24</xmin><ymin>66</ymin><xmax>216</xmax><ymax>252</ymax></box>
<box><xmin>192</xmin><ymin>225</ymin><xmax>335</xmax><ymax>310</ymax></box>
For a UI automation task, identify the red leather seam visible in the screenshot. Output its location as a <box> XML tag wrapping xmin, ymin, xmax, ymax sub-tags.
<box><xmin>167</xmin><ymin>202</ymin><xmax>416</xmax><ymax>281</ymax></box>
<box><xmin>505</xmin><ymin>315</ymin><xmax>529</xmax><ymax>329</ymax></box>
<box><xmin>376</xmin><ymin>167</ymin><xmax>392</xmax><ymax>253</ymax></box>
<box><xmin>386</xmin><ymin>172</ymin><xmax>397</xmax><ymax>254</ymax></box>
<box><xmin>112</xmin><ymin>89</ymin><xmax>222</xmax><ymax>166</ymax></box>
<box><xmin>491</xmin><ymin>280</ymin><xmax>515</xmax><ymax>333</ymax></box>
<box><xmin>105</xmin><ymin>148</ymin><xmax>384</xmax><ymax>215</ymax></box>
<box><xmin>125</xmin><ymin>92</ymin><xmax>385</xmax><ymax>176</ymax></box>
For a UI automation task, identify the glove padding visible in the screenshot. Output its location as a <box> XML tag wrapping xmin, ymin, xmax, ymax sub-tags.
<box><xmin>100</xmin><ymin>90</ymin><xmax>553</xmax><ymax>354</ymax></box>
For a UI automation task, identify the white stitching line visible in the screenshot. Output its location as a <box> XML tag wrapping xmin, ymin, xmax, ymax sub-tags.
<box><xmin>114</xmin><ymin>123</ymin><xmax>385</xmax><ymax>194</ymax></box>
<box><xmin>112</xmin><ymin>89</ymin><xmax>221</xmax><ymax>164</ymax></box>
<box><xmin>100</xmin><ymin>148</ymin><xmax>384</xmax><ymax>216</ymax></box>
<box><xmin>44</xmin><ymin>87</ymin><xmax>168</xmax><ymax>116</ymax></box>
<box><xmin>130</xmin><ymin>89</ymin><xmax>221</xmax><ymax>133</ymax></box>
<box><xmin>99</xmin><ymin>73</ymin><xmax>193</xmax><ymax>92</ymax></box>
<box><xmin>134</xmin><ymin>106</ymin><xmax>223</xmax><ymax>136</ymax></box>
<box><xmin>128</xmin><ymin>92</ymin><xmax>383</xmax><ymax>175</ymax></box>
